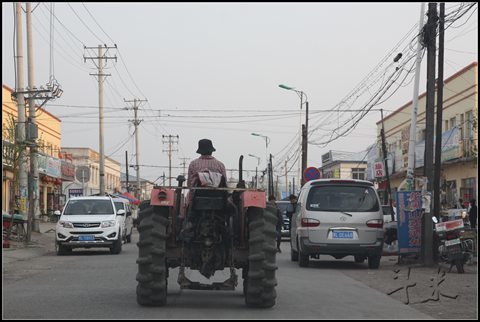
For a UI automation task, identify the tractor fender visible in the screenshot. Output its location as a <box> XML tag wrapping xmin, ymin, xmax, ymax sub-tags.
<box><xmin>241</xmin><ymin>191</ymin><xmax>266</xmax><ymax>208</ymax></box>
<box><xmin>150</xmin><ymin>188</ymin><xmax>176</xmax><ymax>207</ymax></box>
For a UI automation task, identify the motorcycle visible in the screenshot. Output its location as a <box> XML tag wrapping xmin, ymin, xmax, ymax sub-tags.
<box><xmin>433</xmin><ymin>217</ymin><xmax>471</xmax><ymax>273</ymax></box>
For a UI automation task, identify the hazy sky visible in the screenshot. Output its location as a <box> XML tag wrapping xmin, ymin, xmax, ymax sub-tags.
<box><xmin>2</xmin><ymin>2</ymin><xmax>478</xmax><ymax>184</ymax></box>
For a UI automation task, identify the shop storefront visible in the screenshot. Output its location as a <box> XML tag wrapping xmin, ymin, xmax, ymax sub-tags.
<box><xmin>38</xmin><ymin>153</ymin><xmax>62</xmax><ymax>215</ymax></box>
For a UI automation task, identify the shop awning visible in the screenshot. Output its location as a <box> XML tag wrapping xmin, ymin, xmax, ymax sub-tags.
<box><xmin>113</xmin><ymin>192</ymin><xmax>140</xmax><ymax>205</ymax></box>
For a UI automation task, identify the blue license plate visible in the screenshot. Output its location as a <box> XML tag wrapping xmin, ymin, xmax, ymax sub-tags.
<box><xmin>79</xmin><ymin>235</ymin><xmax>95</xmax><ymax>241</ymax></box>
<box><xmin>332</xmin><ymin>231</ymin><xmax>353</xmax><ymax>239</ymax></box>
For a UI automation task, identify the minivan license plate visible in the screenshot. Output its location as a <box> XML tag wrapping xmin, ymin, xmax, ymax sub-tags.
<box><xmin>332</xmin><ymin>231</ymin><xmax>353</xmax><ymax>239</ymax></box>
<box><xmin>79</xmin><ymin>235</ymin><xmax>95</xmax><ymax>241</ymax></box>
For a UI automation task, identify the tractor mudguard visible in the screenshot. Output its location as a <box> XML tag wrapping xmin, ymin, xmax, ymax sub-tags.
<box><xmin>241</xmin><ymin>191</ymin><xmax>266</xmax><ymax>209</ymax></box>
<box><xmin>150</xmin><ymin>188</ymin><xmax>177</xmax><ymax>207</ymax></box>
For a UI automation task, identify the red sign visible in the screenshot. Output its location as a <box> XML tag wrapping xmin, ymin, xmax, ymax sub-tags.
<box><xmin>374</xmin><ymin>161</ymin><xmax>384</xmax><ymax>178</ymax></box>
<box><xmin>303</xmin><ymin>167</ymin><xmax>321</xmax><ymax>182</ymax></box>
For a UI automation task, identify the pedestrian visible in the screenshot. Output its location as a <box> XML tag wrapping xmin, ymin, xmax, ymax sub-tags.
<box><xmin>286</xmin><ymin>194</ymin><xmax>298</xmax><ymax>230</ymax></box>
<box><xmin>468</xmin><ymin>199</ymin><xmax>477</xmax><ymax>229</ymax></box>
<box><xmin>268</xmin><ymin>195</ymin><xmax>283</xmax><ymax>253</ymax></box>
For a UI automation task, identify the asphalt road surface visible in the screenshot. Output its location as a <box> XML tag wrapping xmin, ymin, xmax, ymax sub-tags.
<box><xmin>3</xmin><ymin>233</ymin><xmax>432</xmax><ymax>319</ymax></box>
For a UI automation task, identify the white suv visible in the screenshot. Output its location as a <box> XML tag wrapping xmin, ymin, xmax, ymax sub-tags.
<box><xmin>112</xmin><ymin>197</ymin><xmax>134</xmax><ymax>243</ymax></box>
<box><xmin>55</xmin><ymin>196</ymin><xmax>124</xmax><ymax>255</ymax></box>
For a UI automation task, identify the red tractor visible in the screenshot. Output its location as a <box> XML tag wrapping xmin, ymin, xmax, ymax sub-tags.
<box><xmin>136</xmin><ymin>156</ymin><xmax>278</xmax><ymax>307</ymax></box>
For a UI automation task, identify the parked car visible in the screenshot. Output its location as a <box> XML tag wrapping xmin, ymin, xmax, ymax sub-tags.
<box><xmin>112</xmin><ymin>197</ymin><xmax>134</xmax><ymax>243</ymax></box>
<box><xmin>275</xmin><ymin>200</ymin><xmax>291</xmax><ymax>238</ymax></box>
<box><xmin>55</xmin><ymin>196</ymin><xmax>124</xmax><ymax>255</ymax></box>
<box><xmin>290</xmin><ymin>179</ymin><xmax>384</xmax><ymax>269</ymax></box>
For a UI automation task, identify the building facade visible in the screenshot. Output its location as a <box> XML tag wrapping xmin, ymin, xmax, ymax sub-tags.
<box><xmin>2</xmin><ymin>84</ymin><xmax>66</xmax><ymax>215</ymax></box>
<box><xmin>61</xmin><ymin>147</ymin><xmax>121</xmax><ymax>199</ymax></box>
<box><xmin>320</xmin><ymin>150</ymin><xmax>368</xmax><ymax>180</ymax></box>
<box><xmin>120</xmin><ymin>173</ymin><xmax>154</xmax><ymax>201</ymax></box>
<box><xmin>374</xmin><ymin>62</ymin><xmax>478</xmax><ymax>207</ymax></box>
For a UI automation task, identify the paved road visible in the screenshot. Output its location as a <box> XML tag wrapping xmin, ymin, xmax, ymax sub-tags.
<box><xmin>3</xmin><ymin>233</ymin><xmax>432</xmax><ymax>319</ymax></box>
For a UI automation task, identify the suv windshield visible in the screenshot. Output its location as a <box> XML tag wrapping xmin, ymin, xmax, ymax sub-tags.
<box><xmin>64</xmin><ymin>200</ymin><xmax>114</xmax><ymax>215</ymax></box>
<box><xmin>307</xmin><ymin>185</ymin><xmax>379</xmax><ymax>212</ymax></box>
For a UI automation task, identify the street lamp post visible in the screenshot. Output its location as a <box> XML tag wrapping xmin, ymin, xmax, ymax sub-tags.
<box><xmin>279</xmin><ymin>84</ymin><xmax>309</xmax><ymax>186</ymax></box>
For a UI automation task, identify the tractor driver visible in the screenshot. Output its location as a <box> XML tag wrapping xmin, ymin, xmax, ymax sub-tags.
<box><xmin>187</xmin><ymin>138</ymin><xmax>227</xmax><ymax>190</ymax></box>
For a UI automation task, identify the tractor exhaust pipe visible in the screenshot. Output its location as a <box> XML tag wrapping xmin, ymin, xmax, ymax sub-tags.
<box><xmin>237</xmin><ymin>155</ymin><xmax>245</xmax><ymax>188</ymax></box>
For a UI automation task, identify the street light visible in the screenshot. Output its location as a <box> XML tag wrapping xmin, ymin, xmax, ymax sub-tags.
<box><xmin>278</xmin><ymin>84</ymin><xmax>309</xmax><ymax>186</ymax></box>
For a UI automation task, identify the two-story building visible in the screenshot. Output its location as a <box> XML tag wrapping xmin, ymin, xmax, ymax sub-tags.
<box><xmin>375</xmin><ymin>62</ymin><xmax>478</xmax><ymax>207</ymax></box>
<box><xmin>2</xmin><ymin>84</ymin><xmax>67</xmax><ymax>215</ymax></box>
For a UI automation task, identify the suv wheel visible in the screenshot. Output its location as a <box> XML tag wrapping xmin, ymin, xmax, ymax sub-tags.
<box><xmin>110</xmin><ymin>233</ymin><xmax>122</xmax><ymax>254</ymax></box>
<box><xmin>368</xmin><ymin>254</ymin><xmax>381</xmax><ymax>269</ymax></box>
<box><xmin>56</xmin><ymin>243</ymin><xmax>72</xmax><ymax>256</ymax></box>
<box><xmin>291</xmin><ymin>247</ymin><xmax>299</xmax><ymax>262</ymax></box>
<box><xmin>299</xmin><ymin>249</ymin><xmax>309</xmax><ymax>267</ymax></box>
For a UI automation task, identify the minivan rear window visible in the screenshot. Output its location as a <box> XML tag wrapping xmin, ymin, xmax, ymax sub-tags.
<box><xmin>64</xmin><ymin>200</ymin><xmax>114</xmax><ymax>215</ymax></box>
<box><xmin>306</xmin><ymin>185</ymin><xmax>379</xmax><ymax>212</ymax></box>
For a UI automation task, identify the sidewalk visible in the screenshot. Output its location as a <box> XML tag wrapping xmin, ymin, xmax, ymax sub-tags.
<box><xmin>2</xmin><ymin>222</ymin><xmax>57</xmax><ymax>265</ymax></box>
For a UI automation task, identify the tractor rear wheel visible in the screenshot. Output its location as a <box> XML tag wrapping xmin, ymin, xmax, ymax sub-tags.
<box><xmin>136</xmin><ymin>205</ymin><xmax>169</xmax><ymax>306</ymax></box>
<box><xmin>244</xmin><ymin>205</ymin><xmax>277</xmax><ymax>308</ymax></box>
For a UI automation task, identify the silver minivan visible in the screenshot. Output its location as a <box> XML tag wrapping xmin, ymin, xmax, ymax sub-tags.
<box><xmin>290</xmin><ymin>179</ymin><xmax>384</xmax><ymax>268</ymax></box>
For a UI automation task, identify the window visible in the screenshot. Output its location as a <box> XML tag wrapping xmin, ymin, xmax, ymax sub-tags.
<box><xmin>307</xmin><ymin>185</ymin><xmax>379</xmax><ymax>212</ymax></box>
<box><xmin>460</xmin><ymin>114</ymin><xmax>465</xmax><ymax>139</ymax></box>
<box><xmin>351</xmin><ymin>168</ymin><xmax>366</xmax><ymax>180</ymax></box>
<box><xmin>450</xmin><ymin>116</ymin><xmax>456</xmax><ymax>129</ymax></box>
<box><xmin>466</xmin><ymin>110</ymin><xmax>473</xmax><ymax>139</ymax></box>
<box><xmin>445</xmin><ymin>120</ymin><xmax>449</xmax><ymax>131</ymax></box>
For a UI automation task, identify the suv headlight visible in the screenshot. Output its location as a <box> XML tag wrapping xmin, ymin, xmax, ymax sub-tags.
<box><xmin>101</xmin><ymin>220</ymin><xmax>116</xmax><ymax>228</ymax></box>
<box><xmin>59</xmin><ymin>221</ymin><xmax>74</xmax><ymax>229</ymax></box>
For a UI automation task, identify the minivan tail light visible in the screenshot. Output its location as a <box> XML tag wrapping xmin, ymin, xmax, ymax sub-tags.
<box><xmin>366</xmin><ymin>219</ymin><xmax>383</xmax><ymax>228</ymax></box>
<box><xmin>301</xmin><ymin>218</ymin><xmax>320</xmax><ymax>227</ymax></box>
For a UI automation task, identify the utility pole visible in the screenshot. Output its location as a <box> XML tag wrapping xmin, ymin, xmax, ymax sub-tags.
<box><xmin>434</xmin><ymin>3</ymin><xmax>445</xmax><ymax>223</ymax></box>
<box><xmin>301</xmin><ymin>101</ymin><xmax>309</xmax><ymax>186</ymax></box>
<box><xmin>423</xmin><ymin>2</ymin><xmax>438</xmax><ymax>267</ymax></box>
<box><xmin>125</xmin><ymin>151</ymin><xmax>129</xmax><ymax>192</ymax></box>
<box><xmin>285</xmin><ymin>160</ymin><xmax>288</xmax><ymax>199</ymax></box>
<box><xmin>180</xmin><ymin>157</ymin><xmax>190</xmax><ymax>176</ymax></box>
<box><xmin>399</xmin><ymin>2</ymin><xmax>426</xmax><ymax>192</ymax></box>
<box><xmin>380</xmin><ymin>109</ymin><xmax>394</xmax><ymax>221</ymax></box>
<box><xmin>162</xmin><ymin>135</ymin><xmax>179</xmax><ymax>186</ymax></box>
<box><xmin>84</xmin><ymin>44</ymin><xmax>117</xmax><ymax>195</ymax></box>
<box><xmin>125</xmin><ymin>98</ymin><xmax>147</xmax><ymax>199</ymax></box>
<box><xmin>15</xmin><ymin>2</ymin><xmax>28</xmax><ymax>224</ymax></box>
<box><xmin>26</xmin><ymin>2</ymin><xmax>41</xmax><ymax>235</ymax></box>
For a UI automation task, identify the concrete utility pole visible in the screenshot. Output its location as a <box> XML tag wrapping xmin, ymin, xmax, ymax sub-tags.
<box><xmin>285</xmin><ymin>160</ymin><xmax>288</xmax><ymax>199</ymax></box>
<box><xmin>162</xmin><ymin>135</ymin><xmax>179</xmax><ymax>186</ymax></box>
<box><xmin>15</xmin><ymin>2</ymin><xmax>28</xmax><ymax>220</ymax></box>
<box><xmin>125</xmin><ymin>98</ymin><xmax>147</xmax><ymax>200</ymax></box>
<box><xmin>84</xmin><ymin>44</ymin><xmax>117</xmax><ymax>195</ymax></box>
<box><xmin>423</xmin><ymin>2</ymin><xmax>438</xmax><ymax>267</ymax></box>
<box><xmin>402</xmin><ymin>2</ymin><xmax>426</xmax><ymax>191</ymax></box>
<box><xmin>433</xmin><ymin>2</ymin><xmax>445</xmax><ymax>224</ymax></box>
<box><xmin>26</xmin><ymin>2</ymin><xmax>40</xmax><ymax>235</ymax></box>
<box><xmin>180</xmin><ymin>157</ymin><xmax>190</xmax><ymax>176</ymax></box>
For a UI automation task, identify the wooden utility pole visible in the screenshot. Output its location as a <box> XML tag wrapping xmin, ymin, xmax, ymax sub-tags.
<box><xmin>423</xmin><ymin>2</ymin><xmax>438</xmax><ymax>266</ymax></box>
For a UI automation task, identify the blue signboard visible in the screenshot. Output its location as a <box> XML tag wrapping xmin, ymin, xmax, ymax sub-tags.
<box><xmin>396</xmin><ymin>191</ymin><xmax>423</xmax><ymax>254</ymax></box>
